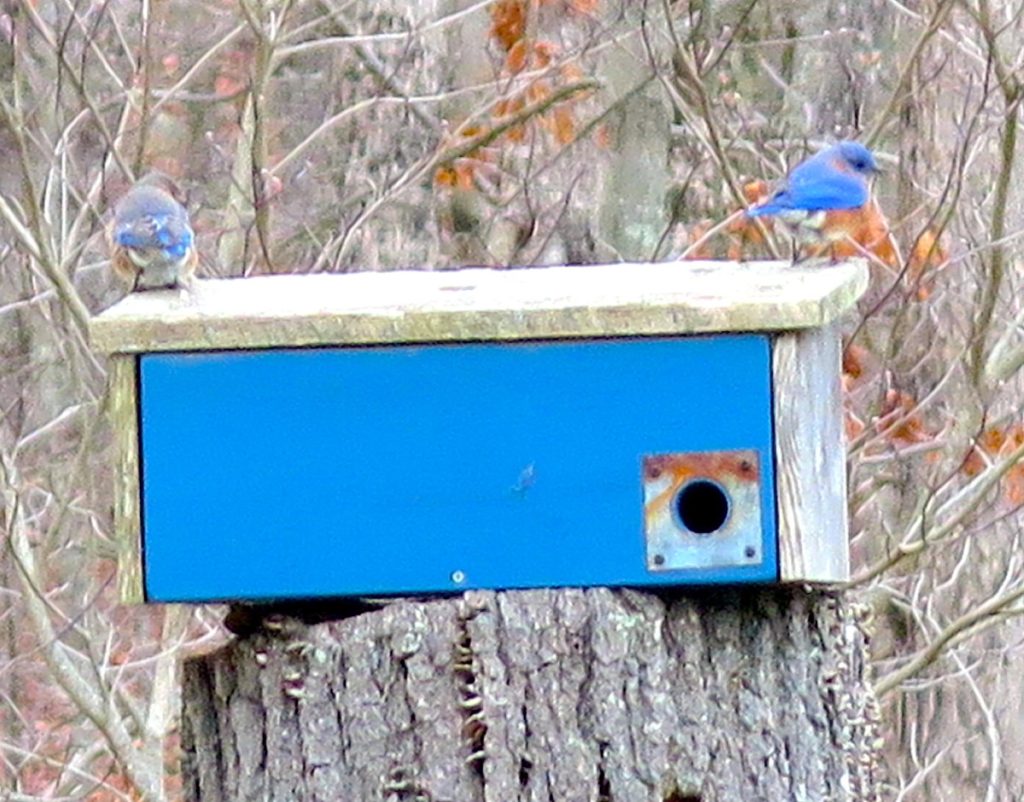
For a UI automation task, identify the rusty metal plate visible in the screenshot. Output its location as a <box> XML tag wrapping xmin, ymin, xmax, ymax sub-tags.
<box><xmin>643</xmin><ymin>449</ymin><xmax>765</xmax><ymax>572</ymax></box>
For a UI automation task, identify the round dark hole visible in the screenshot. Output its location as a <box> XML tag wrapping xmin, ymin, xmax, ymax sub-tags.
<box><xmin>674</xmin><ymin>479</ymin><xmax>730</xmax><ymax>534</ymax></box>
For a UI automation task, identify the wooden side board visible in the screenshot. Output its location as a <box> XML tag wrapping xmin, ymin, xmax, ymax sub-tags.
<box><xmin>109</xmin><ymin>355</ymin><xmax>145</xmax><ymax>603</ymax></box>
<box><xmin>90</xmin><ymin>260</ymin><xmax>869</xmax><ymax>354</ymax></box>
<box><xmin>772</xmin><ymin>323</ymin><xmax>849</xmax><ymax>583</ymax></box>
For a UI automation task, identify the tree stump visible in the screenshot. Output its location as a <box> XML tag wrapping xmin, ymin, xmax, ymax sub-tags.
<box><xmin>181</xmin><ymin>588</ymin><xmax>881</xmax><ymax>802</ymax></box>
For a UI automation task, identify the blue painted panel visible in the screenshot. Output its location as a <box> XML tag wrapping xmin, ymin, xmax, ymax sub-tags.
<box><xmin>139</xmin><ymin>336</ymin><xmax>777</xmax><ymax>602</ymax></box>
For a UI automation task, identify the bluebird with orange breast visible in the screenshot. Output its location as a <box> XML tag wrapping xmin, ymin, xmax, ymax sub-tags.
<box><xmin>747</xmin><ymin>141</ymin><xmax>881</xmax><ymax>261</ymax></box>
<box><xmin>107</xmin><ymin>172</ymin><xmax>197</xmax><ymax>290</ymax></box>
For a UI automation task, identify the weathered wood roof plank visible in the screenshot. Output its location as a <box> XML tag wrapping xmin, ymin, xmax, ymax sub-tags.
<box><xmin>90</xmin><ymin>260</ymin><xmax>868</xmax><ymax>354</ymax></box>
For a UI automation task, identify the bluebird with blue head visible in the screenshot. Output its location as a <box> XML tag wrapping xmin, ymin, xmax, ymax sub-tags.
<box><xmin>107</xmin><ymin>172</ymin><xmax>197</xmax><ymax>290</ymax></box>
<box><xmin>748</xmin><ymin>140</ymin><xmax>882</xmax><ymax>261</ymax></box>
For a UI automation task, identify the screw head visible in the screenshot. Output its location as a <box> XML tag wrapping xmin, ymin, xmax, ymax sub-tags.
<box><xmin>451</xmin><ymin>570</ymin><xmax>466</xmax><ymax>584</ymax></box>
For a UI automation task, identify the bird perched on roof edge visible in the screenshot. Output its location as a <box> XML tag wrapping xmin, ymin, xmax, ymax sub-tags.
<box><xmin>747</xmin><ymin>140</ymin><xmax>883</xmax><ymax>262</ymax></box>
<box><xmin>107</xmin><ymin>172</ymin><xmax>197</xmax><ymax>290</ymax></box>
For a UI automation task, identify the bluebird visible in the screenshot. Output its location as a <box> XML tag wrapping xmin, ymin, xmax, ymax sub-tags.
<box><xmin>747</xmin><ymin>141</ymin><xmax>881</xmax><ymax>260</ymax></box>
<box><xmin>107</xmin><ymin>172</ymin><xmax>197</xmax><ymax>290</ymax></box>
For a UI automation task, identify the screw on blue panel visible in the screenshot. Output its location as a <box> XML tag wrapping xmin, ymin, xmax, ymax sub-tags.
<box><xmin>451</xmin><ymin>570</ymin><xmax>466</xmax><ymax>585</ymax></box>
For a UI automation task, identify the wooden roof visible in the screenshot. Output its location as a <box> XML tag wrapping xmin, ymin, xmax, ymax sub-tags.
<box><xmin>90</xmin><ymin>259</ymin><xmax>868</xmax><ymax>354</ymax></box>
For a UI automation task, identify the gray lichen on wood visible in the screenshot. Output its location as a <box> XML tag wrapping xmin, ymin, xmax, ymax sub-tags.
<box><xmin>182</xmin><ymin>588</ymin><xmax>882</xmax><ymax>802</ymax></box>
<box><xmin>90</xmin><ymin>260</ymin><xmax>868</xmax><ymax>354</ymax></box>
<box><xmin>109</xmin><ymin>355</ymin><xmax>144</xmax><ymax>603</ymax></box>
<box><xmin>774</xmin><ymin>323</ymin><xmax>849</xmax><ymax>583</ymax></box>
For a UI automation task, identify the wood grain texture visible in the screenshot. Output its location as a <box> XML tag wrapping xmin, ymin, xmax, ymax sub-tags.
<box><xmin>182</xmin><ymin>589</ymin><xmax>882</xmax><ymax>802</ymax></box>
<box><xmin>109</xmin><ymin>355</ymin><xmax>144</xmax><ymax>603</ymax></box>
<box><xmin>90</xmin><ymin>260</ymin><xmax>869</xmax><ymax>354</ymax></box>
<box><xmin>773</xmin><ymin>324</ymin><xmax>849</xmax><ymax>583</ymax></box>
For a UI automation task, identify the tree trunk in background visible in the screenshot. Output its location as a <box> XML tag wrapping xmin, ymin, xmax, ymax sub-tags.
<box><xmin>181</xmin><ymin>588</ymin><xmax>881</xmax><ymax>802</ymax></box>
<box><xmin>596</xmin><ymin>6</ymin><xmax>670</xmax><ymax>263</ymax></box>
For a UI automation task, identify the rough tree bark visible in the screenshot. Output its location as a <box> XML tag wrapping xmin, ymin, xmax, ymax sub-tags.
<box><xmin>182</xmin><ymin>587</ymin><xmax>882</xmax><ymax>802</ymax></box>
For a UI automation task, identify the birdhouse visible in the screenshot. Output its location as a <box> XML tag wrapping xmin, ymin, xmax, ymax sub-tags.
<box><xmin>90</xmin><ymin>260</ymin><xmax>867</xmax><ymax>604</ymax></box>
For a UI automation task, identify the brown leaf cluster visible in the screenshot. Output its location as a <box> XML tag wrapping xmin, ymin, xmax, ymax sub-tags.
<box><xmin>906</xmin><ymin>228</ymin><xmax>950</xmax><ymax>300</ymax></box>
<box><xmin>723</xmin><ymin>180</ymin><xmax>773</xmax><ymax>260</ymax></box>
<box><xmin>434</xmin><ymin>1</ymin><xmax>593</xmax><ymax>189</ymax></box>
<box><xmin>964</xmin><ymin>425</ymin><xmax>1024</xmax><ymax>505</ymax></box>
